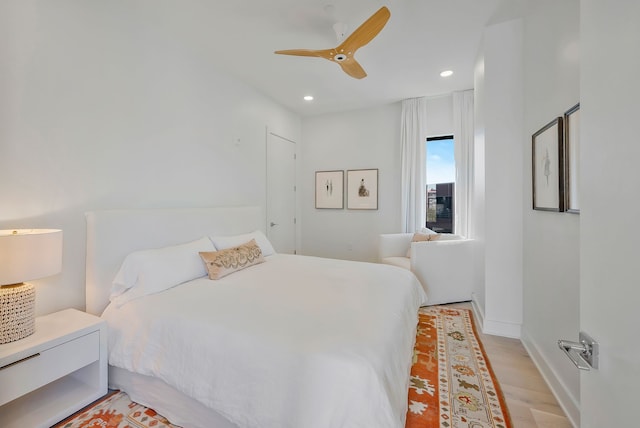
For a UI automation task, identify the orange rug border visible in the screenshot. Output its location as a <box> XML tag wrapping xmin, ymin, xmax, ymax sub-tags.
<box><xmin>407</xmin><ymin>306</ymin><xmax>513</xmax><ymax>427</ymax></box>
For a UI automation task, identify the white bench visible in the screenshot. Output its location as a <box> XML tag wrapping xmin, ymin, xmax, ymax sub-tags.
<box><xmin>378</xmin><ymin>233</ymin><xmax>474</xmax><ymax>306</ymax></box>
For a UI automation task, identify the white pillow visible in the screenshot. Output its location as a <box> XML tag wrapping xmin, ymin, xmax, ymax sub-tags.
<box><xmin>110</xmin><ymin>236</ymin><xmax>215</xmax><ymax>307</ymax></box>
<box><xmin>210</xmin><ymin>230</ymin><xmax>275</xmax><ymax>257</ymax></box>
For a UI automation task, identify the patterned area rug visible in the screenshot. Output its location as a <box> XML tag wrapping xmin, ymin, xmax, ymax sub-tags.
<box><xmin>407</xmin><ymin>306</ymin><xmax>511</xmax><ymax>428</ymax></box>
<box><xmin>54</xmin><ymin>307</ymin><xmax>510</xmax><ymax>428</ymax></box>
<box><xmin>53</xmin><ymin>390</ymin><xmax>180</xmax><ymax>428</ymax></box>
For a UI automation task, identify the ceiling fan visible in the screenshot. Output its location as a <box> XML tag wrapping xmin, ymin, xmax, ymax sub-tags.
<box><xmin>274</xmin><ymin>6</ymin><xmax>391</xmax><ymax>79</ymax></box>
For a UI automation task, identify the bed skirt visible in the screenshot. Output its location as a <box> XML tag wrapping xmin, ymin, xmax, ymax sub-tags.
<box><xmin>109</xmin><ymin>366</ymin><xmax>239</xmax><ymax>428</ymax></box>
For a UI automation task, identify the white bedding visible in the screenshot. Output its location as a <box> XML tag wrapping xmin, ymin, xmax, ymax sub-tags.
<box><xmin>102</xmin><ymin>254</ymin><xmax>426</xmax><ymax>428</ymax></box>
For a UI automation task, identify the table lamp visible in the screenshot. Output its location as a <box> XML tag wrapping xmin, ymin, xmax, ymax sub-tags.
<box><xmin>0</xmin><ymin>229</ymin><xmax>63</xmax><ymax>344</ymax></box>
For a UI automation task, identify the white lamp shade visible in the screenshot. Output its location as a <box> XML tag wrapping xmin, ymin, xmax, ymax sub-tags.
<box><xmin>0</xmin><ymin>229</ymin><xmax>63</xmax><ymax>286</ymax></box>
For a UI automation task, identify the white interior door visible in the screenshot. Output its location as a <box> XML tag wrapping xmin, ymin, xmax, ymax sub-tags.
<box><xmin>578</xmin><ymin>3</ymin><xmax>640</xmax><ymax>426</ymax></box>
<box><xmin>266</xmin><ymin>132</ymin><xmax>296</xmax><ymax>254</ymax></box>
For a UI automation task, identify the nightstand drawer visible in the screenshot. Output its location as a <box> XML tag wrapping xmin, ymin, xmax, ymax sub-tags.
<box><xmin>0</xmin><ymin>330</ymin><xmax>100</xmax><ymax>406</ymax></box>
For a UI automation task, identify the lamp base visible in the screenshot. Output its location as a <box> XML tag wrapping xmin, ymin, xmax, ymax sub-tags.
<box><xmin>0</xmin><ymin>282</ymin><xmax>35</xmax><ymax>344</ymax></box>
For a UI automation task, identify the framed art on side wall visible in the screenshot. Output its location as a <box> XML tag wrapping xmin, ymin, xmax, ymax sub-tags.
<box><xmin>532</xmin><ymin>117</ymin><xmax>565</xmax><ymax>211</ymax></box>
<box><xmin>315</xmin><ymin>170</ymin><xmax>344</xmax><ymax>209</ymax></box>
<box><xmin>564</xmin><ymin>103</ymin><xmax>580</xmax><ymax>213</ymax></box>
<box><xmin>347</xmin><ymin>169</ymin><xmax>378</xmax><ymax>210</ymax></box>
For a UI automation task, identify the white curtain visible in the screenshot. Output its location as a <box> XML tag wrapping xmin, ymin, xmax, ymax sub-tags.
<box><xmin>453</xmin><ymin>90</ymin><xmax>474</xmax><ymax>238</ymax></box>
<box><xmin>400</xmin><ymin>97</ymin><xmax>428</xmax><ymax>233</ymax></box>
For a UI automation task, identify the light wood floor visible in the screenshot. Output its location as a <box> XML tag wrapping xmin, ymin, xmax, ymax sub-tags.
<box><xmin>450</xmin><ymin>302</ymin><xmax>573</xmax><ymax>428</ymax></box>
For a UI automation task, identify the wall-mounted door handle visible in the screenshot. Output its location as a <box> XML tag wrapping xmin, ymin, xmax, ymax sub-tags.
<box><xmin>270</xmin><ymin>222</ymin><xmax>278</xmax><ymax>227</ymax></box>
<box><xmin>558</xmin><ymin>331</ymin><xmax>598</xmax><ymax>370</ymax></box>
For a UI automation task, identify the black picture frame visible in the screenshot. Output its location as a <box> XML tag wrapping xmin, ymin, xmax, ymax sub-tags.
<box><xmin>532</xmin><ymin>117</ymin><xmax>565</xmax><ymax>211</ymax></box>
<box><xmin>564</xmin><ymin>103</ymin><xmax>580</xmax><ymax>214</ymax></box>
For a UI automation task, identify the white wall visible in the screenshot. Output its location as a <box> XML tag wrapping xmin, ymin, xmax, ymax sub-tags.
<box><xmin>300</xmin><ymin>103</ymin><xmax>402</xmax><ymax>261</ymax></box>
<box><xmin>300</xmin><ymin>96</ymin><xmax>454</xmax><ymax>261</ymax></box>
<box><xmin>520</xmin><ymin>1</ymin><xmax>580</xmax><ymax>424</ymax></box>
<box><xmin>474</xmin><ymin>2</ymin><xmax>580</xmax><ymax>422</ymax></box>
<box><xmin>0</xmin><ymin>2</ymin><xmax>300</xmax><ymax>316</ymax></box>
<box><xmin>472</xmin><ymin>18</ymin><xmax>524</xmax><ymax>339</ymax></box>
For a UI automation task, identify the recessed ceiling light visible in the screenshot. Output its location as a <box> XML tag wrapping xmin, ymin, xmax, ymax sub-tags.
<box><xmin>303</xmin><ymin>95</ymin><xmax>314</xmax><ymax>101</ymax></box>
<box><xmin>440</xmin><ymin>70</ymin><xmax>453</xmax><ymax>77</ymax></box>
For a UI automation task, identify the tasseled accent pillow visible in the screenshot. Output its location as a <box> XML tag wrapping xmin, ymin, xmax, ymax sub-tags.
<box><xmin>200</xmin><ymin>239</ymin><xmax>265</xmax><ymax>280</ymax></box>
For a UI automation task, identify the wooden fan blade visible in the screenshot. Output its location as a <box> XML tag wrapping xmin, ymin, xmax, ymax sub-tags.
<box><xmin>338</xmin><ymin>58</ymin><xmax>367</xmax><ymax>79</ymax></box>
<box><xmin>274</xmin><ymin>49</ymin><xmax>332</xmax><ymax>59</ymax></box>
<box><xmin>338</xmin><ymin>6</ymin><xmax>390</xmax><ymax>54</ymax></box>
<box><xmin>274</xmin><ymin>7</ymin><xmax>388</xmax><ymax>79</ymax></box>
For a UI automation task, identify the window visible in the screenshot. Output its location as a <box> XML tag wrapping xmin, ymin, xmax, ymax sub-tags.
<box><xmin>426</xmin><ymin>135</ymin><xmax>455</xmax><ymax>233</ymax></box>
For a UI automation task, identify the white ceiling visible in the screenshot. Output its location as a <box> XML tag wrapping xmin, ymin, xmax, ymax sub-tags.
<box><xmin>165</xmin><ymin>0</ymin><xmax>501</xmax><ymax>117</ymax></box>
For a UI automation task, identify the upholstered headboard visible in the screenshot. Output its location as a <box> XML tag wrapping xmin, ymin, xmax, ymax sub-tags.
<box><xmin>85</xmin><ymin>206</ymin><xmax>263</xmax><ymax>315</ymax></box>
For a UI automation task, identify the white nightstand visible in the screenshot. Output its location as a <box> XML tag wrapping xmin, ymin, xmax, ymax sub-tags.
<box><xmin>0</xmin><ymin>308</ymin><xmax>107</xmax><ymax>428</ymax></box>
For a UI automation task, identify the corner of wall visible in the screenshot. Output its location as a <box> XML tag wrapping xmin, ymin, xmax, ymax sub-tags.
<box><xmin>470</xmin><ymin>294</ymin><xmax>485</xmax><ymax>328</ymax></box>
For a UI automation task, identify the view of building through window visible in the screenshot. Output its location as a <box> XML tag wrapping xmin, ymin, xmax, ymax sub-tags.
<box><xmin>426</xmin><ymin>136</ymin><xmax>455</xmax><ymax>233</ymax></box>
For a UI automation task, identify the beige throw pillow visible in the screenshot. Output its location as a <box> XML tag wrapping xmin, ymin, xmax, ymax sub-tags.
<box><xmin>411</xmin><ymin>232</ymin><xmax>441</xmax><ymax>243</ymax></box>
<box><xmin>407</xmin><ymin>232</ymin><xmax>441</xmax><ymax>257</ymax></box>
<box><xmin>200</xmin><ymin>239</ymin><xmax>264</xmax><ymax>280</ymax></box>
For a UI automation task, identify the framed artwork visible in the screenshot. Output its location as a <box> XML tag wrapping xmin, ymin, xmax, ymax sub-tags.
<box><xmin>532</xmin><ymin>117</ymin><xmax>565</xmax><ymax>211</ymax></box>
<box><xmin>347</xmin><ymin>169</ymin><xmax>378</xmax><ymax>210</ymax></box>
<box><xmin>315</xmin><ymin>170</ymin><xmax>344</xmax><ymax>209</ymax></box>
<box><xmin>564</xmin><ymin>103</ymin><xmax>580</xmax><ymax>213</ymax></box>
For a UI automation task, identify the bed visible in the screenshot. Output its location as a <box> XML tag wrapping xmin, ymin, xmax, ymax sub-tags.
<box><xmin>85</xmin><ymin>206</ymin><xmax>427</xmax><ymax>428</ymax></box>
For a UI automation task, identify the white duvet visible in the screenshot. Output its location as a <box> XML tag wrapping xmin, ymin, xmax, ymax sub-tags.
<box><xmin>102</xmin><ymin>254</ymin><xmax>427</xmax><ymax>428</ymax></box>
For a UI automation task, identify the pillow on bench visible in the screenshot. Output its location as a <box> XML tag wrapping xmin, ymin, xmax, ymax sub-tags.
<box><xmin>407</xmin><ymin>233</ymin><xmax>466</xmax><ymax>257</ymax></box>
<box><xmin>407</xmin><ymin>232</ymin><xmax>441</xmax><ymax>257</ymax></box>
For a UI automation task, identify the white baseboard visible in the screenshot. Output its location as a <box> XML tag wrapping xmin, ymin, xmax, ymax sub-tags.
<box><xmin>482</xmin><ymin>318</ymin><xmax>521</xmax><ymax>339</ymax></box>
<box><xmin>520</xmin><ymin>329</ymin><xmax>580</xmax><ymax>428</ymax></box>
<box><xmin>470</xmin><ymin>294</ymin><xmax>521</xmax><ymax>338</ymax></box>
<box><xmin>471</xmin><ymin>297</ymin><xmax>485</xmax><ymax>328</ymax></box>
